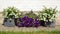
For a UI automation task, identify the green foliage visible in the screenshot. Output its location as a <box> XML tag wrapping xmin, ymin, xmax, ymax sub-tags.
<box><xmin>3</xmin><ymin>7</ymin><xmax>20</xmax><ymax>18</ymax></box>
<box><xmin>18</xmin><ymin>12</ymin><xmax>24</xmax><ymax>18</ymax></box>
<box><xmin>0</xmin><ymin>30</ymin><xmax>60</xmax><ymax>34</ymax></box>
<box><xmin>39</xmin><ymin>7</ymin><xmax>57</xmax><ymax>22</ymax></box>
<box><xmin>25</xmin><ymin>10</ymin><xmax>37</xmax><ymax>19</ymax></box>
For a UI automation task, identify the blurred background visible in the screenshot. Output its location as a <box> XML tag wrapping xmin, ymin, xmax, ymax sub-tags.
<box><xmin>0</xmin><ymin>0</ymin><xmax>60</xmax><ymax>25</ymax></box>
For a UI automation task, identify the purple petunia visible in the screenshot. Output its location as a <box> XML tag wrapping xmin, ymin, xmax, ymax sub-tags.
<box><xmin>17</xmin><ymin>16</ymin><xmax>40</xmax><ymax>27</ymax></box>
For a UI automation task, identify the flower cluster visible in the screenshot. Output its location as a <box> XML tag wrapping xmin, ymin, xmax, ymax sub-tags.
<box><xmin>3</xmin><ymin>7</ymin><xmax>20</xmax><ymax>18</ymax></box>
<box><xmin>17</xmin><ymin>16</ymin><xmax>40</xmax><ymax>27</ymax></box>
<box><xmin>39</xmin><ymin>7</ymin><xmax>57</xmax><ymax>22</ymax></box>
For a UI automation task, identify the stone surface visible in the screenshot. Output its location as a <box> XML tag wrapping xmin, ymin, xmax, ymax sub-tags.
<box><xmin>3</xmin><ymin>18</ymin><xmax>15</xmax><ymax>27</ymax></box>
<box><xmin>0</xmin><ymin>24</ymin><xmax>60</xmax><ymax>32</ymax></box>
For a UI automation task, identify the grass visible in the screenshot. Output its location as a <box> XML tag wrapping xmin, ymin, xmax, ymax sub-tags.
<box><xmin>0</xmin><ymin>30</ymin><xmax>60</xmax><ymax>34</ymax></box>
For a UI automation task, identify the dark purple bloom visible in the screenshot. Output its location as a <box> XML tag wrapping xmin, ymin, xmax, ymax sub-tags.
<box><xmin>17</xmin><ymin>16</ymin><xmax>40</xmax><ymax>27</ymax></box>
<box><xmin>17</xmin><ymin>22</ymin><xmax>21</xmax><ymax>27</ymax></box>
